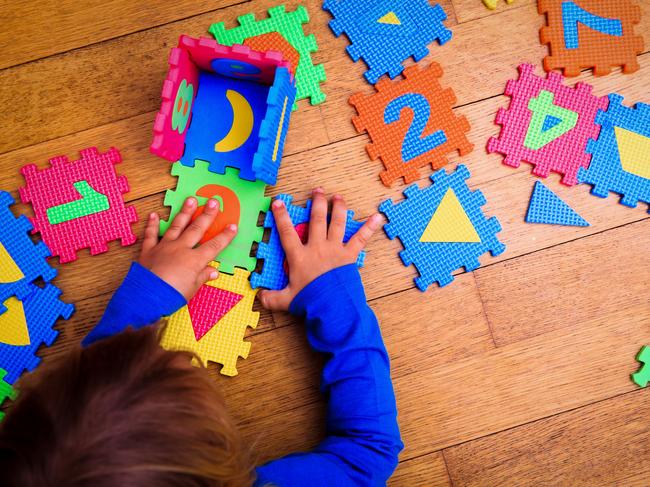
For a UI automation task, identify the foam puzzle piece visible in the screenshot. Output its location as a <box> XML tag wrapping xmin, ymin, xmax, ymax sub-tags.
<box><xmin>160</xmin><ymin>161</ymin><xmax>270</xmax><ymax>274</ymax></box>
<box><xmin>380</xmin><ymin>164</ymin><xmax>505</xmax><ymax>291</ymax></box>
<box><xmin>0</xmin><ymin>191</ymin><xmax>57</xmax><ymax>315</ymax></box>
<box><xmin>322</xmin><ymin>0</ymin><xmax>452</xmax><ymax>84</ymax></box>
<box><xmin>0</xmin><ymin>368</ymin><xmax>15</xmax><ymax>421</ymax></box>
<box><xmin>539</xmin><ymin>0</ymin><xmax>644</xmax><ymax>77</ymax></box>
<box><xmin>244</xmin><ymin>32</ymin><xmax>301</xmax><ymax>76</ymax></box>
<box><xmin>19</xmin><ymin>147</ymin><xmax>138</xmax><ymax>264</ymax></box>
<box><xmin>526</xmin><ymin>181</ymin><xmax>590</xmax><ymax>226</ymax></box>
<box><xmin>350</xmin><ymin>62</ymin><xmax>473</xmax><ymax>187</ymax></box>
<box><xmin>210</xmin><ymin>4</ymin><xmax>326</xmax><ymax>109</ymax></box>
<box><xmin>160</xmin><ymin>264</ymin><xmax>259</xmax><ymax>377</ymax></box>
<box><xmin>579</xmin><ymin>94</ymin><xmax>650</xmax><ymax>213</ymax></box>
<box><xmin>632</xmin><ymin>345</ymin><xmax>650</xmax><ymax>387</ymax></box>
<box><xmin>488</xmin><ymin>63</ymin><xmax>608</xmax><ymax>186</ymax></box>
<box><xmin>251</xmin><ymin>194</ymin><xmax>366</xmax><ymax>290</ymax></box>
<box><xmin>0</xmin><ymin>284</ymin><xmax>74</xmax><ymax>385</ymax></box>
<box><xmin>483</xmin><ymin>0</ymin><xmax>515</xmax><ymax>10</ymax></box>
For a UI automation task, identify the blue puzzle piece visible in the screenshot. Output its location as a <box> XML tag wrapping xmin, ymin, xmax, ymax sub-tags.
<box><xmin>0</xmin><ymin>191</ymin><xmax>57</xmax><ymax>315</ymax></box>
<box><xmin>562</xmin><ymin>1</ymin><xmax>623</xmax><ymax>50</ymax></box>
<box><xmin>0</xmin><ymin>284</ymin><xmax>74</xmax><ymax>384</ymax></box>
<box><xmin>323</xmin><ymin>0</ymin><xmax>452</xmax><ymax>84</ymax></box>
<box><xmin>251</xmin><ymin>194</ymin><xmax>366</xmax><ymax>290</ymax></box>
<box><xmin>579</xmin><ymin>94</ymin><xmax>650</xmax><ymax>213</ymax></box>
<box><xmin>526</xmin><ymin>181</ymin><xmax>589</xmax><ymax>227</ymax></box>
<box><xmin>379</xmin><ymin>164</ymin><xmax>505</xmax><ymax>291</ymax></box>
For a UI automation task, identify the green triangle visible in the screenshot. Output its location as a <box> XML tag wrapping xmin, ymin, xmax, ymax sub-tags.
<box><xmin>524</xmin><ymin>90</ymin><xmax>578</xmax><ymax>150</ymax></box>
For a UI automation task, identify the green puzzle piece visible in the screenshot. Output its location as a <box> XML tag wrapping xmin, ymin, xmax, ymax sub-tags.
<box><xmin>160</xmin><ymin>162</ymin><xmax>270</xmax><ymax>274</ymax></box>
<box><xmin>209</xmin><ymin>4</ymin><xmax>326</xmax><ymax>110</ymax></box>
<box><xmin>632</xmin><ymin>345</ymin><xmax>650</xmax><ymax>388</ymax></box>
<box><xmin>524</xmin><ymin>90</ymin><xmax>578</xmax><ymax>151</ymax></box>
<box><xmin>46</xmin><ymin>180</ymin><xmax>110</xmax><ymax>225</ymax></box>
<box><xmin>0</xmin><ymin>368</ymin><xmax>16</xmax><ymax>421</ymax></box>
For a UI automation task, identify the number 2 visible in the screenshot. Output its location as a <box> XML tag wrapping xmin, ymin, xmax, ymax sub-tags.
<box><xmin>384</xmin><ymin>93</ymin><xmax>448</xmax><ymax>163</ymax></box>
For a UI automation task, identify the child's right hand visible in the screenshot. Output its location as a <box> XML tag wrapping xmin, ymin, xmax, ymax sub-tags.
<box><xmin>258</xmin><ymin>188</ymin><xmax>383</xmax><ymax>311</ymax></box>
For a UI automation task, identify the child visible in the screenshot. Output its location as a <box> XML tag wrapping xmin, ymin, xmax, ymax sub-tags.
<box><xmin>0</xmin><ymin>189</ymin><xmax>403</xmax><ymax>486</ymax></box>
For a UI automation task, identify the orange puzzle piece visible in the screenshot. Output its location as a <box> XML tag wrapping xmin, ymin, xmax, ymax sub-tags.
<box><xmin>244</xmin><ymin>32</ymin><xmax>300</xmax><ymax>76</ymax></box>
<box><xmin>349</xmin><ymin>63</ymin><xmax>473</xmax><ymax>187</ymax></box>
<box><xmin>539</xmin><ymin>0</ymin><xmax>644</xmax><ymax>77</ymax></box>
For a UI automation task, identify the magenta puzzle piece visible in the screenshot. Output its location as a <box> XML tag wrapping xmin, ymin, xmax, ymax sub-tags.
<box><xmin>488</xmin><ymin>63</ymin><xmax>609</xmax><ymax>186</ymax></box>
<box><xmin>19</xmin><ymin>147</ymin><xmax>138</xmax><ymax>263</ymax></box>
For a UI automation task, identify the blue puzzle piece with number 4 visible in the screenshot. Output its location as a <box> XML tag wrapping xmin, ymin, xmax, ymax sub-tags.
<box><xmin>0</xmin><ymin>191</ymin><xmax>57</xmax><ymax>315</ymax></box>
<box><xmin>251</xmin><ymin>194</ymin><xmax>366</xmax><ymax>290</ymax></box>
<box><xmin>323</xmin><ymin>0</ymin><xmax>452</xmax><ymax>84</ymax></box>
<box><xmin>380</xmin><ymin>164</ymin><xmax>505</xmax><ymax>291</ymax></box>
<box><xmin>579</xmin><ymin>94</ymin><xmax>650</xmax><ymax>213</ymax></box>
<box><xmin>0</xmin><ymin>284</ymin><xmax>74</xmax><ymax>384</ymax></box>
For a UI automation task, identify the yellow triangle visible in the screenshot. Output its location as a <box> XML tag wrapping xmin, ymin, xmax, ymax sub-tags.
<box><xmin>420</xmin><ymin>189</ymin><xmax>481</xmax><ymax>243</ymax></box>
<box><xmin>378</xmin><ymin>11</ymin><xmax>401</xmax><ymax>25</ymax></box>
<box><xmin>615</xmin><ymin>127</ymin><xmax>650</xmax><ymax>179</ymax></box>
<box><xmin>0</xmin><ymin>242</ymin><xmax>24</xmax><ymax>284</ymax></box>
<box><xmin>0</xmin><ymin>297</ymin><xmax>30</xmax><ymax>346</ymax></box>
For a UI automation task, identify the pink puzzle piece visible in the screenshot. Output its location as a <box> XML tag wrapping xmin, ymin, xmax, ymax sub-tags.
<box><xmin>488</xmin><ymin>63</ymin><xmax>609</xmax><ymax>186</ymax></box>
<box><xmin>19</xmin><ymin>147</ymin><xmax>138</xmax><ymax>263</ymax></box>
<box><xmin>188</xmin><ymin>284</ymin><xmax>244</xmax><ymax>341</ymax></box>
<box><xmin>150</xmin><ymin>35</ymin><xmax>292</xmax><ymax>162</ymax></box>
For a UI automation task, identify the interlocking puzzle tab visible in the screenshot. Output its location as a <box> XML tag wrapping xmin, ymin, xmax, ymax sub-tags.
<box><xmin>350</xmin><ymin>62</ymin><xmax>473</xmax><ymax>187</ymax></box>
<box><xmin>151</xmin><ymin>36</ymin><xmax>296</xmax><ymax>185</ymax></box>
<box><xmin>19</xmin><ymin>147</ymin><xmax>137</xmax><ymax>264</ymax></box>
<box><xmin>251</xmin><ymin>194</ymin><xmax>366</xmax><ymax>290</ymax></box>
<box><xmin>160</xmin><ymin>161</ymin><xmax>270</xmax><ymax>274</ymax></box>
<box><xmin>380</xmin><ymin>164</ymin><xmax>505</xmax><ymax>291</ymax></box>
<box><xmin>0</xmin><ymin>368</ymin><xmax>15</xmax><ymax>421</ymax></box>
<box><xmin>488</xmin><ymin>63</ymin><xmax>608</xmax><ymax>186</ymax></box>
<box><xmin>526</xmin><ymin>181</ymin><xmax>589</xmax><ymax>226</ymax></box>
<box><xmin>160</xmin><ymin>265</ymin><xmax>259</xmax><ymax>377</ymax></box>
<box><xmin>539</xmin><ymin>0</ymin><xmax>644</xmax><ymax>77</ymax></box>
<box><xmin>210</xmin><ymin>5</ymin><xmax>325</xmax><ymax>108</ymax></box>
<box><xmin>579</xmin><ymin>94</ymin><xmax>650</xmax><ymax>213</ymax></box>
<box><xmin>0</xmin><ymin>284</ymin><xmax>74</xmax><ymax>384</ymax></box>
<box><xmin>483</xmin><ymin>0</ymin><xmax>515</xmax><ymax>10</ymax></box>
<box><xmin>323</xmin><ymin>0</ymin><xmax>452</xmax><ymax>84</ymax></box>
<box><xmin>632</xmin><ymin>345</ymin><xmax>650</xmax><ymax>387</ymax></box>
<box><xmin>0</xmin><ymin>191</ymin><xmax>57</xmax><ymax>315</ymax></box>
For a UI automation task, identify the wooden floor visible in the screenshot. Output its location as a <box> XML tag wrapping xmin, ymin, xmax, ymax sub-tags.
<box><xmin>2</xmin><ymin>1</ymin><xmax>649</xmax><ymax>484</ymax></box>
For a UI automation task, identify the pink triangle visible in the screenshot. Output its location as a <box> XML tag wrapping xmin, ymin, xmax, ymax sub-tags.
<box><xmin>187</xmin><ymin>285</ymin><xmax>244</xmax><ymax>341</ymax></box>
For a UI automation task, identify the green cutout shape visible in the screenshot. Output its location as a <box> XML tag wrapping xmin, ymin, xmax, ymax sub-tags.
<box><xmin>46</xmin><ymin>181</ymin><xmax>110</xmax><ymax>225</ymax></box>
<box><xmin>172</xmin><ymin>79</ymin><xmax>194</xmax><ymax>134</ymax></box>
<box><xmin>524</xmin><ymin>90</ymin><xmax>578</xmax><ymax>150</ymax></box>
<box><xmin>632</xmin><ymin>345</ymin><xmax>650</xmax><ymax>388</ymax></box>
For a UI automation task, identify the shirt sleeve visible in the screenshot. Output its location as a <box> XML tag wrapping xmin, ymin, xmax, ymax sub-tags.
<box><xmin>255</xmin><ymin>264</ymin><xmax>403</xmax><ymax>486</ymax></box>
<box><xmin>82</xmin><ymin>262</ymin><xmax>186</xmax><ymax>347</ymax></box>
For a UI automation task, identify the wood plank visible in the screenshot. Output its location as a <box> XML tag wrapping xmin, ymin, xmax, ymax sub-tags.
<box><xmin>0</xmin><ymin>0</ymin><xmax>248</xmax><ymax>69</ymax></box>
<box><xmin>389</xmin><ymin>452</ymin><xmax>452</xmax><ymax>487</ymax></box>
<box><xmin>443</xmin><ymin>389</ymin><xmax>650</xmax><ymax>486</ymax></box>
<box><xmin>451</xmin><ymin>0</ymin><xmax>534</xmax><ymax>24</ymax></box>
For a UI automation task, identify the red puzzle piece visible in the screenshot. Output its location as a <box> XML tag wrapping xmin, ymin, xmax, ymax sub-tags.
<box><xmin>188</xmin><ymin>284</ymin><xmax>244</xmax><ymax>341</ymax></box>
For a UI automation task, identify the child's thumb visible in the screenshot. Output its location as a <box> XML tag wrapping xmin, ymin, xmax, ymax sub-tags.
<box><xmin>258</xmin><ymin>289</ymin><xmax>292</xmax><ymax>312</ymax></box>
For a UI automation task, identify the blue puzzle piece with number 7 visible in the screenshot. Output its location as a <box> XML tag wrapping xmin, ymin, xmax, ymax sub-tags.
<box><xmin>251</xmin><ymin>194</ymin><xmax>366</xmax><ymax>290</ymax></box>
<box><xmin>323</xmin><ymin>0</ymin><xmax>452</xmax><ymax>84</ymax></box>
<box><xmin>0</xmin><ymin>191</ymin><xmax>57</xmax><ymax>315</ymax></box>
<box><xmin>380</xmin><ymin>165</ymin><xmax>505</xmax><ymax>291</ymax></box>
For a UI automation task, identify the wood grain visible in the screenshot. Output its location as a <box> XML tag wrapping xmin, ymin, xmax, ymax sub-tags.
<box><xmin>451</xmin><ymin>0</ymin><xmax>534</xmax><ymax>24</ymax></box>
<box><xmin>389</xmin><ymin>452</ymin><xmax>452</xmax><ymax>486</ymax></box>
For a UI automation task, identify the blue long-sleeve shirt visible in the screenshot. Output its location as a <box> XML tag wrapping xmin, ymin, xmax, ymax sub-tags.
<box><xmin>84</xmin><ymin>262</ymin><xmax>403</xmax><ymax>485</ymax></box>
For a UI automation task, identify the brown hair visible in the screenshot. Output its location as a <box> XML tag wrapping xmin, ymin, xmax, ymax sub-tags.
<box><xmin>0</xmin><ymin>325</ymin><xmax>256</xmax><ymax>487</ymax></box>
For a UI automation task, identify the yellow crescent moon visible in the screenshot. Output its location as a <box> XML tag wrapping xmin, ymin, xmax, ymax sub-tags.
<box><xmin>0</xmin><ymin>297</ymin><xmax>30</xmax><ymax>346</ymax></box>
<box><xmin>214</xmin><ymin>89</ymin><xmax>254</xmax><ymax>153</ymax></box>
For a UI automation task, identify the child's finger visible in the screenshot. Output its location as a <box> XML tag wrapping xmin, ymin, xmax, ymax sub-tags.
<box><xmin>346</xmin><ymin>213</ymin><xmax>383</xmax><ymax>256</ymax></box>
<box><xmin>141</xmin><ymin>212</ymin><xmax>160</xmax><ymax>253</ymax></box>
<box><xmin>328</xmin><ymin>194</ymin><xmax>347</xmax><ymax>242</ymax></box>
<box><xmin>163</xmin><ymin>197</ymin><xmax>197</xmax><ymax>241</ymax></box>
<box><xmin>199</xmin><ymin>265</ymin><xmax>220</xmax><ymax>284</ymax></box>
<box><xmin>179</xmin><ymin>199</ymin><xmax>220</xmax><ymax>247</ymax></box>
<box><xmin>272</xmin><ymin>199</ymin><xmax>302</xmax><ymax>259</ymax></box>
<box><xmin>198</xmin><ymin>224</ymin><xmax>238</xmax><ymax>261</ymax></box>
<box><xmin>258</xmin><ymin>289</ymin><xmax>292</xmax><ymax>311</ymax></box>
<box><xmin>308</xmin><ymin>188</ymin><xmax>327</xmax><ymax>243</ymax></box>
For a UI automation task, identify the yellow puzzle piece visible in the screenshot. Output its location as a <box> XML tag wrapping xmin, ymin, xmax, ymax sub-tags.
<box><xmin>0</xmin><ymin>297</ymin><xmax>30</xmax><ymax>346</ymax></box>
<box><xmin>483</xmin><ymin>0</ymin><xmax>515</xmax><ymax>10</ymax></box>
<box><xmin>0</xmin><ymin>243</ymin><xmax>24</xmax><ymax>284</ymax></box>
<box><xmin>159</xmin><ymin>264</ymin><xmax>259</xmax><ymax>377</ymax></box>
<box><xmin>615</xmin><ymin>127</ymin><xmax>650</xmax><ymax>179</ymax></box>
<box><xmin>420</xmin><ymin>188</ymin><xmax>481</xmax><ymax>243</ymax></box>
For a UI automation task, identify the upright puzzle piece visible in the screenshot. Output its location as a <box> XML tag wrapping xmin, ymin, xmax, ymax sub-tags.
<box><xmin>160</xmin><ymin>264</ymin><xmax>259</xmax><ymax>377</ymax></box>
<box><xmin>0</xmin><ymin>284</ymin><xmax>74</xmax><ymax>384</ymax></box>
<box><xmin>488</xmin><ymin>63</ymin><xmax>608</xmax><ymax>186</ymax></box>
<box><xmin>526</xmin><ymin>181</ymin><xmax>589</xmax><ymax>227</ymax></box>
<box><xmin>160</xmin><ymin>161</ymin><xmax>270</xmax><ymax>274</ymax></box>
<box><xmin>350</xmin><ymin>62</ymin><xmax>473</xmax><ymax>187</ymax></box>
<box><xmin>251</xmin><ymin>194</ymin><xmax>365</xmax><ymax>290</ymax></box>
<box><xmin>323</xmin><ymin>0</ymin><xmax>452</xmax><ymax>84</ymax></box>
<box><xmin>0</xmin><ymin>368</ymin><xmax>15</xmax><ymax>420</ymax></box>
<box><xmin>483</xmin><ymin>0</ymin><xmax>515</xmax><ymax>10</ymax></box>
<box><xmin>0</xmin><ymin>191</ymin><xmax>57</xmax><ymax>315</ymax></box>
<box><xmin>539</xmin><ymin>0</ymin><xmax>644</xmax><ymax>77</ymax></box>
<box><xmin>380</xmin><ymin>164</ymin><xmax>505</xmax><ymax>291</ymax></box>
<box><xmin>210</xmin><ymin>5</ymin><xmax>326</xmax><ymax>108</ymax></box>
<box><xmin>579</xmin><ymin>94</ymin><xmax>650</xmax><ymax>213</ymax></box>
<box><xmin>19</xmin><ymin>147</ymin><xmax>138</xmax><ymax>264</ymax></box>
<box><xmin>632</xmin><ymin>345</ymin><xmax>650</xmax><ymax>387</ymax></box>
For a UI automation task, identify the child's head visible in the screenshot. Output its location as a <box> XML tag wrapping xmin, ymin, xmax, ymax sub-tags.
<box><xmin>0</xmin><ymin>326</ymin><xmax>255</xmax><ymax>486</ymax></box>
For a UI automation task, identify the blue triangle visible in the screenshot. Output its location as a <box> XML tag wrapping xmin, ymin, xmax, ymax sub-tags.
<box><xmin>526</xmin><ymin>181</ymin><xmax>590</xmax><ymax>227</ymax></box>
<box><xmin>542</xmin><ymin>115</ymin><xmax>563</xmax><ymax>133</ymax></box>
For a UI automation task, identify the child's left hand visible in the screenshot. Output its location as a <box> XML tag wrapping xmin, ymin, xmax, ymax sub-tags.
<box><xmin>138</xmin><ymin>197</ymin><xmax>238</xmax><ymax>300</ymax></box>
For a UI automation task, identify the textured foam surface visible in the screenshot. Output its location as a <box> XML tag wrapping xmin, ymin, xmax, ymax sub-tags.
<box><xmin>0</xmin><ymin>368</ymin><xmax>15</xmax><ymax>421</ymax></box>
<box><xmin>526</xmin><ymin>181</ymin><xmax>590</xmax><ymax>226</ymax></box>
<box><xmin>483</xmin><ymin>0</ymin><xmax>515</xmax><ymax>10</ymax></box>
<box><xmin>632</xmin><ymin>345</ymin><xmax>650</xmax><ymax>387</ymax></box>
